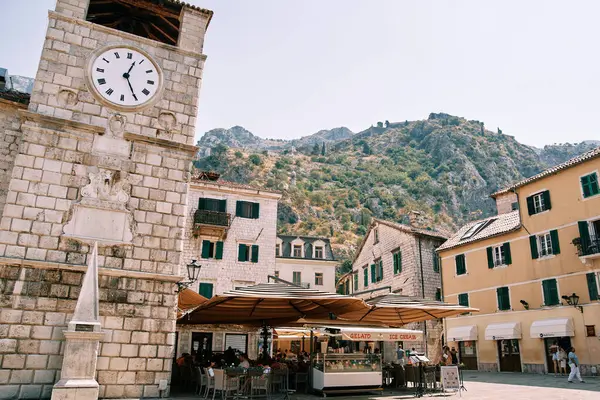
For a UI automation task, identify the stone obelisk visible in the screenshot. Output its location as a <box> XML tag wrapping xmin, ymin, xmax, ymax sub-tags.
<box><xmin>51</xmin><ymin>242</ymin><xmax>104</xmax><ymax>400</ymax></box>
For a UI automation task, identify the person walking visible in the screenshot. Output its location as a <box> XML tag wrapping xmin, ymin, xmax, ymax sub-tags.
<box><xmin>558</xmin><ymin>347</ymin><xmax>568</xmax><ymax>376</ymax></box>
<box><xmin>567</xmin><ymin>347</ymin><xmax>585</xmax><ymax>383</ymax></box>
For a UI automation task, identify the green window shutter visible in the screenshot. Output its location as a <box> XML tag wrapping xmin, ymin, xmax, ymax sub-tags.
<box><xmin>371</xmin><ymin>264</ymin><xmax>376</xmax><ymax>283</ymax></box>
<box><xmin>550</xmin><ymin>230</ymin><xmax>560</xmax><ymax>255</ymax></box>
<box><xmin>458</xmin><ymin>293</ymin><xmax>469</xmax><ymax>307</ymax></box>
<box><xmin>591</xmin><ymin>173</ymin><xmax>600</xmax><ymax>195</ymax></box>
<box><xmin>252</xmin><ymin>202</ymin><xmax>260</xmax><ymax>219</ymax></box>
<box><xmin>201</xmin><ymin>240</ymin><xmax>211</xmax><ymax>258</ymax></box>
<box><xmin>219</xmin><ymin>200</ymin><xmax>227</xmax><ymax>212</ymax></box>
<box><xmin>542</xmin><ymin>190</ymin><xmax>551</xmax><ymax>210</ymax></box>
<box><xmin>486</xmin><ymin>247</ymin><xmax>494</xmax><ymax>269</ymax></box>
<box><xmin>397</xmin><ymin>252</ymin><xmax>402</xmax><ymax>273</ymax></box>
<box><xmin>543</xmin><ymin>279</ymin><xmax>559</xmax><ymax>306</ymax></box>
<box><xmin>529</xmin><ymin>235</ymin><xmax>539</xmax><ymax>259</ymax></box>
<box><xmin>503</xmin><ymin>242</ymin><xmax>512</xmax><ymax>264</ymax></box>
<box><xmin>497</xmin><ymin>287</ymin><xmax>510</xmax><ymax>310</ymax></box>
<box><xmin>199</xmin><ymin>283</ymin><xmax>213</xmax><ymax>298</ymax></box>
<box><xmin>455</xmin><ymin>254</ymin><xmax>466</xmax><ymax>275</ymax></box>
<box><xmin>236</xmin><ymin>201</ymin><xmax>243</xmax><ymax>217</ymax></box>
<box><xmin>379</xmin><ymin>260</ymin><xmax>384</xmax><ymax>281</ymax></box>
<box><xmin>578</xmin><ymin>221</ymin><xmax>591</xmax><ymax>254</ymax></box>
<box><xmin>215</xmin><ymin>241</ymin><xmax>224</xmax><ymax>260</ymax></box>
<box><xmin>364</xmin><ymin>268</ymin><xmax>368</xmax><ymax>287</ymax></box>
<box><xmin>435</xmin><ymin>289</ymin><xmax>442</xmax><ymax>301</ymax></box>
<box><xmin>432</xmin><ymin>251</ymin><xmax>439</xmax><ymax>273</ymax></box>
<box><xmin>586</xmin><ymin>273</ymin><xmax>599</xmax><ymax>301</ymax></box>
<box><xmin>581</xmin><ymin>173</ymin><xmax>598</xmax><ymax>198</ymax></box>
<box><xmin>354</xmin><ymin>274</ymin><xmax>358</xmax><ymax>291</ymax></box>
<box><xmin>526</xmin><ymin>195</ymin><xmax>535</xmax><ymax>215</ymax></box>
<box><xmin>393</xmin><ymin>253</ymin><xmax>397</xmax><ymax>274</ymax></box>
<box><xmin>251</xmin><ymin>245</ymin><xmax>259</xmax><ymax>263</ymax></box>
<box><xmin>238</xmin><ymin>244</ymin><xmax>247</xmax><ymax>262</ymax></box>
<box><xmin>198</xmin><ymin>197</ymin><xmax>207</xmax><ymax>210</ymax></box>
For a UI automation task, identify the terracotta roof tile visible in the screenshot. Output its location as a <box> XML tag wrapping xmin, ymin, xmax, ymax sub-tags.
<box><xmin>190</xmin><ymin>178</ymin><xmax>282</xmax><ymax>194</ymax></box>
<box><xmin>437</xmin><ymin>210</ymin><xmax>521</xmax><ymax>251</ymax></box>
<box><xmin>373</xmin><ymin>219</ymin><xmax>449</xmax><ymax>240</ymax></box>
<box><xmin>492</xmin><ymin>146</ymin><xmax>600</xmax><ymax>197</ymax></box>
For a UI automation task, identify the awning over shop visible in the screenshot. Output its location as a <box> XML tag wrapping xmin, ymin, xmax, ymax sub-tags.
<box><xmin>177</xmin><ymin>288</ymin><xmax>208</xmax><ymax>319</ymax></box>
<box><xmin>530</xmin><ymin>318</ymin><xmax>574</xmax><ymax>339</ymax></box>
<box><xmin>484</xmin><ymin>322</ymin><xmax>521</xmax><ymax>340</ymax></box>
<box><xmin>338</xmin><ymin>327</ymin><xmax>422</xmax><ymax>342</ymax></box>
<box><xmin>447</xmin><ymin>325</ymin><xmax>478</xmax><ymax>342</ymax></box>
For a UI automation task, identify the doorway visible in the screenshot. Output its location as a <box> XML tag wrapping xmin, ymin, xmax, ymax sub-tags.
<box><xmin>497</xmin><ymin>339</ymin><xmax>521</xmax><ymax>372</ymax></box>
<box><xmin>458</xmin><ymin>341</ymin><xmax>478</xmax><ymax>370</ymax></box>
<box><xmin>544</xmin><ymin>337</ymin><xmax>571</xmax><ymax>375</ymax></box>
<box><xmin>191</xmin><ymin>332</ymin><xmax>213</xmax><ymax>364</ymax></box>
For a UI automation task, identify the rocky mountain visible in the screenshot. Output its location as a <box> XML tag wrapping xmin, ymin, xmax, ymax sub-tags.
<box><xmin>194</xmin><ymin>113</ymin><xmax>598</xmax><ymax>261</ymax></box>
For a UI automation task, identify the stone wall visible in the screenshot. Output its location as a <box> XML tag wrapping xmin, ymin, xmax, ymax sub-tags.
<box><xmin>0</xmin><ymin>102</ymin><xmax>23</xmax><ymax>222</ymax></box>
<box><xmin>182</xmin><ymin>184</ymin><xmax>280</xmax><ymax>295</ymax></box>
<box><xmin>0</xmin><ymin>264</ymin><xmax>177</xmax><ymax>399</ymax></box>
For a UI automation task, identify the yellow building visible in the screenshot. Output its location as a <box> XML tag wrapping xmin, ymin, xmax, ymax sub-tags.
<box><xmin>438</xmin><ymin>147</ymin><xmax>600</xmax><ymax>375</ymax></box>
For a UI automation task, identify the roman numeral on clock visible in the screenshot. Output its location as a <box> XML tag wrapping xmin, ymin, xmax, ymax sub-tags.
<box><xmin>105</xmin><ymin>88</ymin><xmax>114</xmax><ymax>96</ymax></box>
<box><xmin>142</xmin><ymin>88</ymin><xmax>150</xmax><ymax>96</ymax></box>
<box><xmin>97</xmin><ymin>78</ymin><xmax>106</xmax><ymax>85</ymax></box>
<box><xmin>120</xmin><ymin>94</ymin><xmax>125</xmax><ymax>101</ymax></box>
<box><xmin>146</xmin><ymin>70</ymin><xmax>153</xmax><ymax>74</ymax></box>
<box><xmin>127</xmin><ymin>52</ymin><xmax>133</xmax><ymax>59</ymax></box>
<box><xmin>96</xmin><ymin>68</ymin><xmax>104</xmax><ymax>73</ymax></box>
<box><xmin>114</xmin><ymin>52</ymin><xmax>120</xmax><ymax>59</ymax></box>
<box><xmin>102</xmin><ymin>58</ymin><xmax>109</xmax><ymax>63</ymax></box>
<box><xmin>139</xmin><ymin>59</ymin><xmax>145</xmax><ymax>64</ymax></box>
<box><xmin>147</xmin><ymin>80</ymin><xmax>155</xmax><ymax>85</ymax></box>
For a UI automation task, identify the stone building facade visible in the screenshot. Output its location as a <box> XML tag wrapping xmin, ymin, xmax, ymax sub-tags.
<box><xmin>275</xmin><ymin>235</ymin><xmax>338</xmax><ymax>293</ymax></box>
<box><xmin>0</xmin><ymin>0</ymin><xmax>212</xmax><ymax>398</ymax></box>
<box><xmin>339</xmin><ymin>219</ymin><xmax>447</xmax><ymax>362</ymax></box>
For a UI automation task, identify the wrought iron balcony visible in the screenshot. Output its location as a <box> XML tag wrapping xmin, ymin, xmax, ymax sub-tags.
<box><xmin>193</xmin><ymin>209</ymin><xmax>231</xmax><ymax>227</ymax></box>
<box><xmin>574</xmin><ymin>235</ymin><xmax>600</xmax><ymax>257</ymax></box>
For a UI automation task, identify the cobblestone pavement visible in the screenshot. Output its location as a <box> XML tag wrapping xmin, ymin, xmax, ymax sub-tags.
<box><xmin>169</xmin><ymin>371</ymin><xmax>600</xmax><ymax>400</ymax></box>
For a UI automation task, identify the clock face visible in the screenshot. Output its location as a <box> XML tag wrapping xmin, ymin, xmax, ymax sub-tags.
<box><xmin>90</xmin><ymin>47</ymin><xmax>161</xmax><ymax>109</ymax></box>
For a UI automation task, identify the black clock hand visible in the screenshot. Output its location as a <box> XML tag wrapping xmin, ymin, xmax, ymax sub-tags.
<box><xmin>126</xmin><ymin>77</ymin><xmax>138</xmax><ymax>101</ymax></box>
<box><xmin>126</xmin><ymin>61</ymin><xmax>136</xmax><ymax>75</ymax></box>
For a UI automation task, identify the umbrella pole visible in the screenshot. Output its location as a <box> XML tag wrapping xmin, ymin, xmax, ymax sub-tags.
<box><xmin>309</xmin><ymin>329</ymin><xmax>314</xmax><ymax>393</ymax></box>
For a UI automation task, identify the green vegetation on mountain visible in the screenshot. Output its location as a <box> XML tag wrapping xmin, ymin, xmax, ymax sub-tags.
<box><xmin>194</xmin><ymin>113</ymin><xmax>598</xmax><ymax>261</ymax></box>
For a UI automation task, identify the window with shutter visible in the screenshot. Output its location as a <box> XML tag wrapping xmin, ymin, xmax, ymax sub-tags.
<box><xmin>371</xmin><ymin>264</ymin><xmax>376</xmax><ymax>283</ymax></box>
<box><xmin>529</xmin><ymin>235</ymin><xmax>539</xmax><ymax>259</ymax></box>
<box><xmin>549</xmin><ymin>230</ymin><xmax>560</xmax><ymax>255</ymax></box>
<box><xmin>377</xmin><ymin>259</ymin><xmax>383</xmax><ymax>281</ymax></box>
<box><xmin>581</xmin><ymin>172</ymin><xmax>600</xmax><ymax>198</ymax></box>
<box><xmin>586</xmin><ymin>273</ymin><xmax>599</xmax><ymax>301</ymax></box>
<box><xmin>432</xmin><ymin>251</ymin><xmax>439</xmax><ymax>273</ymax></box>
<box><xmin>236</xmin><ymin>201</ymin><xmax>259</xmax><ymax>218</ymax></box>
<box><xmin>363</xmin><ymin>267</ymin><xmax>368</xmax><ymax>287</ymax></box>
<box><xmin>537</xmin><ymin>233</ymin><xmax>553</xmax><ymax>257</ymax></box>
<box><xmin>488</xmin><ymin>245</ymin><xmax>507</xmax><ymax>268</ymax></box>
<box><xmin>201</xmin><ymin>240</ymin><xmax>211</xmax><ymax>259</ymax></box>
<box><xmin>251</xmin><ymin>245</ymin><xmax>259</xmax><ymax>263</ymax></box>
<box><xmin>455</xmin><ymin>254</ymin><xmax>466</xmax><ymax>275</ymax></box>
<box><xmin>238</xmin><ymin>244</ymin><xmax>250</xmax><ymax>262</ymax></box>
<box><xmin>578</xmin><ymin>221</ymin><xmax>592</xmax><ymax>255</ymax></box>
<box><xmin>215</xmin><ymin>241</ymin><xmax>224</xmax><ymax>260</ymax></box>
<box><xmin>435</xmin><ymin>288</ymin><xmax>442</xmax><ymax>301</ymax></box>
<box><xmin>458</xmin><ymin>293</ymin><xmax>469</xmax><ymax>307</ymax></box>
<box><xmin>503</xmin><ymin>242</ymin><xmax>512</xmax><ymax>264</ymax></box>
<box><xmin>393</xmin><ymin>251</ymin><xmax>402</xmax><ymax>274</ymax></box>
<box><xmin>528</xmin><ymin>192</ymin><xmax>550</xmax><ymax>215</ymax></box>
<box><xmin>542</xmin><ymin>279</ymin><xmax>559</xmax><ymax>306</ymax></box>
<box><xmin>199</xmin><ymin>283</ymin><xmax>213</xmax><ymax>298</ymax></box>
<box><xmin>353</xmin><ymin>274</ymin><xmax>358</xmax><ymax>291</ymax></box>
<box><xmin>497</xmin><ymin>287</ymin><xmax>510</xmax><ymax>310</ymax></box>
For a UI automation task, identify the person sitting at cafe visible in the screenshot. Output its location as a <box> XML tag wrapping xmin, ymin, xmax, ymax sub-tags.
<box><xmin>176</xmin><ymin>353</ymin><xmax>190</xmax><ymax>367</ymax></box>
<box><xmin>239</xmin><ymin>353</ymin><xmax>250</xmax><ymax>368</ymax></box>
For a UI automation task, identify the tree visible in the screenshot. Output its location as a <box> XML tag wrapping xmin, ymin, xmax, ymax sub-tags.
<box><xmin>385</xmin><ymin>120</ymin><xmax>390</xmax><ymax>128</ymax></box>
<box><xmin>249</xmin><ymin>154</ymin><xmax>262</xmax><ymax>166</ymax></box>
<box><xmin>497</xmin><ymin>127</ymin><xmax>503</xmax><ymax>135</ymax></box>
<box><xmin>312</xmin><ymin>143</ymin><xmax>320</xmax><ymax>155</ymax></box>
<box><xmin>480</xmin><ymin>122</ymin><xmax>484</xmax><ymax>135</ymax></box>
<box><xmin>321</xmin><ymin>142</ymin><xmax>326</xmax><ymax>156</ymax></box>
<box><xmin>376</xmin><ymin>121</ymin><xmax>383</xmax><ymax>128</ymax></box>
<box><xmin>362</xmin><ymin>142</ymin><xmax>371</xmax><ymax>155</ymax></box>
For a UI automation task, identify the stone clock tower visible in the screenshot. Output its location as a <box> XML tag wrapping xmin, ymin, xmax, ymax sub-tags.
<box><xmin>0</xmin><ymin>0</ymin><xmax>211</xmax><ymax>398</ymax></box>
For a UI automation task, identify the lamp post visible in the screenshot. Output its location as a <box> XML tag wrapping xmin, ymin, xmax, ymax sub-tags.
<box><xmin>177</xmin><ymin>259</ymin><xmax>202</xmax><ymax>292</ymax></box>
<box><xmin>561</xmin><ymin>293</ymin><xmax>583</xmax><ymax>313</ymax></box>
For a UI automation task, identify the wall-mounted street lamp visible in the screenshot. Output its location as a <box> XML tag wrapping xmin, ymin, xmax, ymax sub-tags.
<box><xmin>562</xmin><ymin>293</ymin><xmax>583</xmax><ymax>313</ymax></box>
<box><xmin>177</xmin><ymin>259</ymin><xmax>202</xmax><ymax>292</ymax></box>
<box><xmin>519</xmin><ymin>300</ymin><xmax>530</xmax><ymax>310</ymax></box>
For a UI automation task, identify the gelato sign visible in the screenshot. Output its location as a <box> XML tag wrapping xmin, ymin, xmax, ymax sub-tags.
<box><xmin>341</xmin><ymin>331</ymin><xmax>422</xmax><ymax>342</ymax></box>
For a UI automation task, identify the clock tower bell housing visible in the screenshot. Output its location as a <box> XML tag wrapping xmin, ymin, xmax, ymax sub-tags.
<box><xmin>0</xmin><ymin>0</ymin><xmax>212</xmax><ymax>398</ymax></box>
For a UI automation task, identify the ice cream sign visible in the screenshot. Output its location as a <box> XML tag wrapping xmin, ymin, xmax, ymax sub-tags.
<box><xmin>341</xmin><ymin>331</ymin><xmax>422</xmax><ymax>342</ymax></box>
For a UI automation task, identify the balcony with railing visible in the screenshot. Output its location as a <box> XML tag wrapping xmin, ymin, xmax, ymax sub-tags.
<box><xmin>192</xmin><ymin>209</ymin><xmax>231</xmax><ymax>239</ymax></box>
<box><xmin>574</xmin><ymin>235</ymin><xmax>600</xmax><ymax>258</ymax></box>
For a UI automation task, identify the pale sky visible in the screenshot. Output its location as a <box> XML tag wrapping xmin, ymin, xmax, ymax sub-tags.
<box><xmin>2</xmin><ymin>1</ymin><xmax>599</xmax><ymax>146</ymax></box>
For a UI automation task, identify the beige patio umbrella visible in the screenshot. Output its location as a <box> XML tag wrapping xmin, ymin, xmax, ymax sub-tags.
<box><xmin>183</xmin><ymin>282</ymin><xmax>369</xmax><ymax>325</ymax></box>
<box><xmin>339</xmin><ymin>294</ymin><xmax>479</xmax><ymax>326</ymax></box>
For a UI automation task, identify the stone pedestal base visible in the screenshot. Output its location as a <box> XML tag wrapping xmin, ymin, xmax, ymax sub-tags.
<box><xmin>50</xmin><ymin>379</ymin><xmax>99</xmax><ymax>400</ymax></box>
